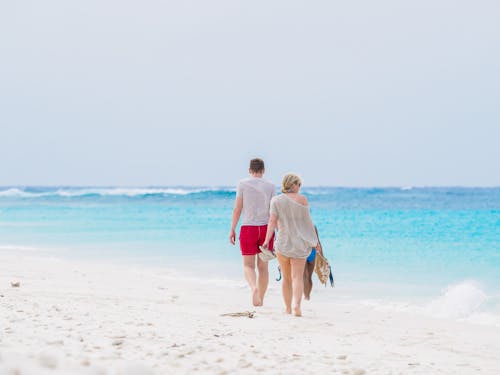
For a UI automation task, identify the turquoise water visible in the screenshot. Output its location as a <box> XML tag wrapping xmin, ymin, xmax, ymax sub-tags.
<box><xmin>1</xmin><ymin>186</ymin><xmax>499</xmax><ymax>306</ymax></box>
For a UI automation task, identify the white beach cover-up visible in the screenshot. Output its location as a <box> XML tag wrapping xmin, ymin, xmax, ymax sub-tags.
<box><xmin>270</xmin><ymin>194</ymin><xmax>318</xmax><ymax>258</ymax></box>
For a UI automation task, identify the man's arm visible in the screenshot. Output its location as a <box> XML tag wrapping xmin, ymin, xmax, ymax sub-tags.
<box><xmin>229</xmin><ymin>196</ymin><xmax>243</xmax><ymax>245</ymax></box>
<box><xmin>262</xmin><ymin>213</ymin><xmax>277</xmax><ymax>249</ymax></box>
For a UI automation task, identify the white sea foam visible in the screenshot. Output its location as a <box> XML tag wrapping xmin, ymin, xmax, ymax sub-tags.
<box><xmin>0</xmin><ymin>188</ymin><xmax>44</xmax><ymax>198</ymax></box>
<box><xmin>0</xmin><ymin>244</ymin><xmax>66</xmax><ymax>253</ymax></box>
<box><xmin>357</xmin><ymin>280</ymin><xmax>500</xmax><ymax>327</ymax></box>
<box><xmin>0</xmin><ymin>187</ymin><xmax>235</xmax><ymax>198</ymax></box>
<box><xmin>54</xmin><ymin>188</ymin><xmax>206</xmax><ymax>197</ymax></box>
<box><xmin>0</xmin><ymin>245</ymin><xmax>42</xmax><ymax>251</ymax></box>
<box><xmin>0</xmin><ymin>188</ymin><xmax>18</xmax><ymax>196</ymax></box>
<box><xmin>302</xmin><ymin>189</ymin><xmax>332</xmax><ymax>195</ymax></box>
<box><xmin>425</xmin><ymin>280</ymin><xmax>487</xmax><ymax>319</ymax></box>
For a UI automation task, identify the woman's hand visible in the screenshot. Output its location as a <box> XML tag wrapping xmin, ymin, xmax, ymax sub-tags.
<box><xmin>316</xmin><ymin>242</ymin><xmax>323</xmax><ymax>255</ymax></box>
<box><xmin>261</xmin><ymin>213</ymin><xmax>277</xmax><ymax>251</ymax></box>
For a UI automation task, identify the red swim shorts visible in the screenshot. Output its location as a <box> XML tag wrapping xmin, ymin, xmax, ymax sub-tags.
<box><xmin>239</xmin><ymin>225</ymin><xmax>274</xmax><ymax>256</ymax></box>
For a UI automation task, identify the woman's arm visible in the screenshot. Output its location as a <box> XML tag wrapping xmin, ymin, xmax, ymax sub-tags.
<box><xmin>313</xmin><ymin>224</ymin><xmax>321</xmax><ymax>253</ymax></box>
<box><xmin>262</xmin><ymin>213</ymin><xmax>278</xmax><ymax>249</ymax></box>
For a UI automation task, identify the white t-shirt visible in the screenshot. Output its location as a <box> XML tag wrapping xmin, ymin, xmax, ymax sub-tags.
<box><xmin>236</xmin><ymin>177</ymin><xmax>276</xmax><ymax>226</ymax></box>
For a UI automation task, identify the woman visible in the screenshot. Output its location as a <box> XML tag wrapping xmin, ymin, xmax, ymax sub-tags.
<box><xmin>261</xmin><ymin>173</ymin><xmax>319</xmax><ymax>317</ymax></box>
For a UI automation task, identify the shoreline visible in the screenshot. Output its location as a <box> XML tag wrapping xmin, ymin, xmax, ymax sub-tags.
<box><xmin>2</xmin><ymin>245</ymin><xmax>499</xmax><ymax>325</ymax></box>
<box><xmin>1</xmin><ymin>250</ymin><xmax>500</xmax><ymax>374</ymax></box>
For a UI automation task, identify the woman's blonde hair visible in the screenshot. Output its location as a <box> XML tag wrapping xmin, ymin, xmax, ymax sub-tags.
<box><xmin>281</xmin><ymin>173</ymin><xmax>302</xmax><ymax>193</ymax></box>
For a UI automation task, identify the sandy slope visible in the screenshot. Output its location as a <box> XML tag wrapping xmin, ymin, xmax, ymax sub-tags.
<box><xmin>0</xmin><ymin>251</ymin><xmax>499</xmax><ymax>375</ymax></box>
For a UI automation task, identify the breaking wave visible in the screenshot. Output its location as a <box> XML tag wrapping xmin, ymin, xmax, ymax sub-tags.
<box><xmin>425</xmin><ymin>280</ymin><xmax>488</xmax><ymax>319</ymax></box>
<box><xmin>0</xmin><ymin>187</ymin><xmax>236</xmax><ymax>199</ymax></box>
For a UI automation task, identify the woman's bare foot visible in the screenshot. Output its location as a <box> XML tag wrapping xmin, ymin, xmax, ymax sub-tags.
<box><xmin>285</xmin><ymin>306</ymin><xmax>292</xmax><ymax>314</ymax></box>
<box><xmin>293</xmin><ymin>306</ymin><xmax>302</xmax><ymax>317</ymax></box>
<box><xmin>252</xmin><ymin>288</ymin><xmax>262</xmax><ymax>306</ymax></box>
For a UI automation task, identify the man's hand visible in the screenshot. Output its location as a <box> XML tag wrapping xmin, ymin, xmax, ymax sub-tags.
<box><xmin>230</xmin><ymin>196</ymin><xmax>243</xmax><ymax>246</ymax></box>
<box><xmin>229</xmin><ymin>229</ymin><xmax>236</xmax><ymax>245</ymax></box>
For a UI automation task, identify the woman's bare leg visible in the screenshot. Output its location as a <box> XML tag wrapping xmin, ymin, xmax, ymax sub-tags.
<box><xmin>303</xmin><ymin>260</ymin><xmax>315</xmax><ymax>300</ymax></box>
<box><xmin>277</xmin><ymin>253</ymin><xmax>292</xmax><ymax>313</ymax></box>
<box><xmin>243</xmin><ymin>255</ymin><xmax>261</xmax><ymax>306</ymax></box>
<box><xmin>291</xmin><ymin>258</ymin><xmax>307</xmax><ymax>316</ymax></box>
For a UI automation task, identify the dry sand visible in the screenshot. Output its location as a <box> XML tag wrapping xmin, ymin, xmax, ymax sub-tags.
<box><xmin>1</xmin><ymin>251</ymin><xmax>499</xmax><ymax>375</ymax></box>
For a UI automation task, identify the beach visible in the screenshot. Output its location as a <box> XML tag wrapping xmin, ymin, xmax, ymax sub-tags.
<box><xmin>1</xmin><ymin>250</ymin><xmax>499</xmax><ymax>375</ymax></box>
<box><xmin>3</xmin><ymin>0</ymin><xmax>499</xmax><ymax>372</ymax></box>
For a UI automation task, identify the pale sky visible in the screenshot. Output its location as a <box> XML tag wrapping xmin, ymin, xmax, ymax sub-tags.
<box><xmin>1</xmin><ymin>1</ymin><xmax>499</xmax><ymax>186</ymax></box>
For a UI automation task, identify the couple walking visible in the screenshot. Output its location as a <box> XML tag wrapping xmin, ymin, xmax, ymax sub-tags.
<box><xmin>229</xmin><ymin>158</ymin><xmax>321</xmax><ymax>317</ymax></box>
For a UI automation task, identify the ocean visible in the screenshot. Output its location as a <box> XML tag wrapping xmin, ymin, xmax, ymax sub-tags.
<box><xmin>1</xmin><ymin>186</ymin><xmax>499</xmax><ymax>323</ymax></box>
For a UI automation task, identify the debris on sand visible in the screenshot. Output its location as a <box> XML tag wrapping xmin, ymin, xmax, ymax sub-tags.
<box><xmin>220</xmin><ymin>311</ymin><xmax>256</xmax><ymax>318</ymax></box>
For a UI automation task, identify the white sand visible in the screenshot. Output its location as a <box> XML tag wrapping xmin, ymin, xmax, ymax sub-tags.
<box><xmin>1</xmin><ymin>251</ymin><xmax>499</xmax><ymax>375</ymax></box>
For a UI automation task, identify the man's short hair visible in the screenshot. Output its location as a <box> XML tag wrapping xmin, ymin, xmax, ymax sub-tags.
<box><xmin>249</xmin><ymin>158</ymin><xmax>265</xmax><ymax>173</ymax></box>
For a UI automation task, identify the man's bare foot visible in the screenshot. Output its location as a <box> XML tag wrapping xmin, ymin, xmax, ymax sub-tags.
<box><xmin>304</xmin><ymin>295</ymin><xmax>310</xmax><ymax>301</ymax></box>
<box><xmin>293</xmin><ymin>306</ymin><xmax>302</xmax><ymax>317</ymax></box>
<box><xmin>252</xmin><ymin>289</ymin><xmax>262</xmax><ymax>306</ymax></box>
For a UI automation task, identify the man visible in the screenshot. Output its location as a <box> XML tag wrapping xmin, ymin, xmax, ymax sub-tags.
<box><xmin>229</xmin><ymin>158</ymin><xmax>275</xmax><ymax>306</ymax></box>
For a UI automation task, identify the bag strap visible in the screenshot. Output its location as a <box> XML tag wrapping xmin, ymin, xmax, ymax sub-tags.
<box><xmin>314</xmin><ymin>225</ymin><xmax>321</xmax><ymax>247</ymax></box>
<box><xmin>313</xmin><ymin>235</ymin><xmax>335</xmax><ymax>288</ymax></box>
<box><xmin>329</xmin><ymin>264</ymin><xmax>335</xmax><ymax>287</ymax></box>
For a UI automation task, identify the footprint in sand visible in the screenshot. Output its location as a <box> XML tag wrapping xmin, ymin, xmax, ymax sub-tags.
<box><xmin>80</xmin><ymin>358</ymin><xmax>91</xmax><ymax>366</ymax></box>
<box><xmin>238</xmin><ymin>359</ymin><xmax>252</xmax><ymax>368</ymax></box>
<box><xmin>38</xmin><ymin>350</ymin><xmax>59</xmax><ymax>369</ymax></box>
<box><xmin>47</xmin><ymin>340</ymin><xmax>64</xmax><ymax>346</ymax></box>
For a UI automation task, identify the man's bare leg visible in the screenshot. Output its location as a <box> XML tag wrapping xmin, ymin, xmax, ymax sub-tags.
<box><xmin>243</xmin><ymin>255</ymin><xmax>262</xmax><ymax>306</ymax></box>
<box><xmin>256</xmin><ymin>256</ymin><xmax>269</xmax><ymax>304</ymax></box>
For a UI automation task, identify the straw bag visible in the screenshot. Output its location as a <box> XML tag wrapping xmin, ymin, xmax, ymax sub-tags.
<box><xmin>314</xmin><ymin>252</ymin><xmax>334</xmax><ymax>287</ymax></box>
<box><xmin>313</xmin><ymin>225</ymin><xmax>334</xmax><ymax>287</ymax></box>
